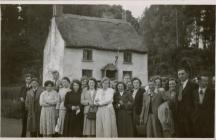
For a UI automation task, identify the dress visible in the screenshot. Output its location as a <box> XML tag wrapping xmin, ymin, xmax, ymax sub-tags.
<box><xmin>55</xmin><ymin>88</ymin><xmax>71</xmax><ymax>134</ymax></box>
<box><xmin>39</xmin><ymin>90</ymin><xmax>58</xmax><ymax>135</ymax></box>
<box><xmin>81</xmin><ymin>89</ymin><xmax>97</xmax><ymax>136</ymax></box>
<box><xmin>113</xmin><ymin>91</ymin><xmax>134</xmax><ymax>137</ymax></box>
<box><xmin>94</xmin><ymin>88</ymin><xmax>118</xmax><ymax>137</ymax></box>
<box><xmin>63</xmin><ymin>90</ymin><xmax>83</xmax><ymax>137</ymax></box>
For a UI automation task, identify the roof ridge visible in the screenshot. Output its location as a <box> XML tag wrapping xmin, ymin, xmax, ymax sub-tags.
<box><xmin>56</xmin><ymin>14</ymin><xmax>129</xmax><ymax>25</ymax></box>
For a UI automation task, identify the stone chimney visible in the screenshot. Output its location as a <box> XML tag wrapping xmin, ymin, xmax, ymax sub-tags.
<box><xmin>53</xmin><ymin>5</ymin><xmax>63</xmax><ymax>17</ymax></box>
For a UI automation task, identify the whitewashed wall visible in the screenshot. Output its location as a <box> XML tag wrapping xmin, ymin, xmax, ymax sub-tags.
<box><xmin>43</xmin><ymin>18</ymin><xmax>65</xmax><ymax>84</ymax></box>
<box><xmin>63</xmin><ymin>48</ymin><xmax>148</xmax><ymax>85</ymax></box>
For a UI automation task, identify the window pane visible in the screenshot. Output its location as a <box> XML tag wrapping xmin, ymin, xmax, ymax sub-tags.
<box><xmin>124</xmin><ymin>51</ymin><xmax>132</xmax><ymax>63</ymax></box>
<box><xmin>83</xmin><ymin>49</ymin><xmax>92</xmax><ymax>61</ymax></box>
<box><xmin>82</xmin><ymin>69</ymin><xmax>92</xmax><ymax>78</ymax></box>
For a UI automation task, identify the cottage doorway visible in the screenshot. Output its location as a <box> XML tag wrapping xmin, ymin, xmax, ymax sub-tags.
<box><xmin>101</xmin><ymin>63</ymin><xmax>117</xmax><ymax>81</ymax></box>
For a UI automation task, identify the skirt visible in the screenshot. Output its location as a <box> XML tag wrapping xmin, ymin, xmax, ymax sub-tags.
<box><xmin>40</xmin><ymin>106</ymin><xmax>56</xmax><ymax>135</ymax></box>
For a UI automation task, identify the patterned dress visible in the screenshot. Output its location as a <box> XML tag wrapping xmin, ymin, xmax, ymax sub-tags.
<box><xmin>55</xmin><ymin>88</ymin><xmax>71</xmax><ymax>134</ymax></box>
<box><xmin>39</xmin><ymin>90</ymin><xmax>58</xmax><ymax>135</ymax></box>
<box><xmin>94</xmin><ymin>88</ymin><xmax>118</xmax><ymax>137</ymax></box>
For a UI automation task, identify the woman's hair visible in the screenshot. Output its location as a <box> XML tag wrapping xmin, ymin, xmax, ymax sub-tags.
<box><xmin>62</xmin><ymin>76</ymin><xmax>70</xmax><ymax>83</ymax></box>
<box><xmin>101</xmin><ymin>77</ymin><xmax>110</xmax><ymax>88</ymax></box>
<box><xmin>70</xmin><ymin>79</ymin><xmax>82</xmax><ymax>93</ymax></box>
<box><xmin>132</xmin><ymin>77</ymin><xmax>142</xmax><ymax>86</ymax></box>
<box><xmin>115</xmin><ymin>81</ymin><xmax>126</xmax><ymax>92</ymax></box>
<box><xmin>44</xmin><ymin>80</ymin><xmax>54</xmax><ymax>87</ymax></box>
<box><xmin>87</xmin><ymin>77</ymin><xmax>98</xmax><ymax>90</ymax></box>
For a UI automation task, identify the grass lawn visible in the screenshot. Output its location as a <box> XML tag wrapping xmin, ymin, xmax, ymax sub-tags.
<box><xmin>1</xmin><ymin>117</ymin><xmax>22</xmax><ymax>137</ymax></box>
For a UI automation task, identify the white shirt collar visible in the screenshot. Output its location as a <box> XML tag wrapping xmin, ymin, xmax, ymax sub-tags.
<box><xmin>119</xmin><ymin>91</ymin><xmax>124</xmax><ymax>96</ymax></box>
<box><xmin>199</xmin><ymin>87</ymin><xmax>207</xmax><ymax>94</ymax></box>
<box><xmin>182</xmin><ymin>79</ymin><xmax>189</xmax><ymax>89</ymax></box>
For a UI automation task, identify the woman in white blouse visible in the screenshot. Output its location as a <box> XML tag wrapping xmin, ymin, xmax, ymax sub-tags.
<box><xmin>94</xmin><ymin>77</ymin><xmax>118</xmax><ymax>137</ymax></box>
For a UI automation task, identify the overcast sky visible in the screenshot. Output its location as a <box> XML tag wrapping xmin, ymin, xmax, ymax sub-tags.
<box><xmin>120</xmin><ymin>3</ymin><xmax>151</xmax><ymax>18</ymax></box>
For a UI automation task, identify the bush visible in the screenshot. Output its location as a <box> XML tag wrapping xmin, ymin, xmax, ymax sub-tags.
<box><xmin>1</xmin><ymin>86</ymin><xmax>22</xmax><ymax>119</ymax></box>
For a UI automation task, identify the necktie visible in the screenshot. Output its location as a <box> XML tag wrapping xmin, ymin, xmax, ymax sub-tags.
<box><xmin>178</xmin><ymin>83</ymin><xmax>183</xmax><ymax>101</ymax></box>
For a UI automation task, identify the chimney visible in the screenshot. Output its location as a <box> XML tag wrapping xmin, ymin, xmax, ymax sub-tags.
<box><xmin>122</xmin><ymin>10</ymin><xmax>127</xmax><ymax>21</ymax></box>
<box><xmin>53</xmin><ymin>5</ymin><xmax>63</xmax><ymax>17</ymax></box>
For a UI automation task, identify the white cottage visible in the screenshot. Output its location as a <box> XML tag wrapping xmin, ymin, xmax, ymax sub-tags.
<box><xmin>43</xmin><ymin>14</ymin><xmax>148</xmax><ymax>85</ymax></box>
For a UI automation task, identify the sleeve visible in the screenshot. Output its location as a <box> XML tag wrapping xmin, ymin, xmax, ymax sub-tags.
<box><xmin>113</xmin><ymin>92</ymin><xmax>119</xmax><ymax>109</ymax></box>
<box><xmin>81</xmin><ymin>90</ymin><xmax>89</xmax><ymax>106</ymax></box>
<box><xmin>19</xmin><ymin>86</ymin><xmax>25</xmax><ymax>98</ymax></box>
<box><xmin>136</xmin><ymin>89</ymin><xmax>144</xmax><ymax>115</ymax></box>
<box><xmin>39</xmin><ymin>92</ymin><xmax>48</xmax><ymax>107</ymax></box>
<box><xmin>56</xmin><ymin>92</ymin><xmax>61</xmax><ymax>109</ymax></box>
<box><xmin>64</xmin><ymin>92</ymin><xmax>72</xmax><ymax>110</ymax></box>
<box><xmin>25</xmin><ymin>92</ymin><xmax>30</xmax><ymax>111</ymax></box>
<box><xmin>98</xmin><ymin>89</ymin><xmax>114</xmax><ymax>105</ymax></box>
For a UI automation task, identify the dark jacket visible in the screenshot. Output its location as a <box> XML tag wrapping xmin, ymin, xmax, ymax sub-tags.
<box><xmin>191</xmin><ymin>87</ymin><xmax>215</xmax><ymax>137</ymax></box>
<box><xmin>175</xmin><ymin>80</ymin><xmax>198</xmax><ymax>137</ymax></box>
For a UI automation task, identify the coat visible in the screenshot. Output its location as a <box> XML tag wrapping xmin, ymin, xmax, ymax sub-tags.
<box><xmin>25</xmin><ymin>87</ymin><xmax>43</xmax><ymax>132</ymax></box>
<box><xmin>20</xmin><ymin>84</ymin><xmax>32</xmax><ymax>113</ymax></box>
<box><xmin>191</xmin><ymin>87</ymin><xmax>214</xmax><ymax>137</ymax></box>
<box><xmin>113</xmin><ymin>91</ymin><xmax>134</xmax><ymax>137</ymax></box>
<box><xmin>81</xmin><ymin>89</ymin><xmax>96</xmax><ymax>114</ymax></box>
<box><xmin>175</xmin><ymin>80</ymin><xmax>198</xmax><ymax>137</ymax></box>
<box><xmin>131</xmin><ymin>88</ymin><xmax>145</xmax><ymax>136</ymax></box>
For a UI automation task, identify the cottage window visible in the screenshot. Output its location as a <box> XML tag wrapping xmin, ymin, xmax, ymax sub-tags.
<box><xmin>82</xmin><ymin>69</ymin><xmax>92</xmax><ymax>78</ymax></box>
<box><xmin>123</xmin><ymin>71</ymin><xmax>132</xmax><ymax>79</ymax></box>
<box><xmin>83</xmin><ymin>49</ymin><xmax>92</xmax><ymax>61</ymax></box>
<box><xmin>123</xmin><ymin>51</ymin><xmax>132</xmax><ymax>64</ymax></box>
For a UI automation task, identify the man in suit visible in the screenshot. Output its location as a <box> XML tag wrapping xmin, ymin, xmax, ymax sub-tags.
<box><xmin>131</xmin><ymin>77</ymin><xmax>145</xmax><ymax>137</ymax></box>
<box><xmin>20</xmin><ymin>74</ymin><xmax>32</xmax><ymax>137</ymax></box>
<box><xmin>191</xmin><ymin>73</ymin><xmax>214</xmax><ymax>137</ymax></box>
<box><xmin>175</xmin><ymin>67</ymin><xmax>198</xmax><ymax>137</ymax></box>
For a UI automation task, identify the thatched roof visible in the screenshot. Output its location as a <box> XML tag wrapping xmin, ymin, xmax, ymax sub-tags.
<box><xmin>55</xmin><ymin>14</ymin><xmax>147</xmax><ymax>53</ymax></box>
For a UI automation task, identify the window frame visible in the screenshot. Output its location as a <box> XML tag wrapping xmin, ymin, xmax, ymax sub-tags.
<box><xmin>83</xmin><ymin>49</ymin><xmax>93</xmax><ymax>62</ymax></box>
<box><xmin>123</xmin><ymin>51</ymin><xmax>132</xmax><ymax>64</ymax></box>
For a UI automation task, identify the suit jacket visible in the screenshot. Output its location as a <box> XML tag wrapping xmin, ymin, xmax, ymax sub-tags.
<box><xmin>81</xmin><ymin>89</ymin><xmax>97</xmax><ymax>114</ymax></box>
<box><xmin>191</xmin><ymin>87</ymin><xmax>215</xmax><ymax>137</ymax></box>
<box><xmin>25</xmin><ymin>87</ymin><xmax>43</xmax><ymax>132</ymax></box>
<box><xmin>142</xmin><ymin>92</ymin><xmax>164</xmax><ymax>125</ymax></box>
<box><xmin>175</xmin><ymin>80</ymin><xmax>198</xmax><ymax>137</ymax></box>
<box><xmin>19</xmin><ymin>84</ymin><xmax>32</xmax><ymax>111</ymax></box>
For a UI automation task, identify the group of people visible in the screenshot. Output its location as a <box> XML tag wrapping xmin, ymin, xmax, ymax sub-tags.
<box><xmin>19</xmin><ymin>67</ymin><xmax>215</xmax><ymax>138</ymax></box>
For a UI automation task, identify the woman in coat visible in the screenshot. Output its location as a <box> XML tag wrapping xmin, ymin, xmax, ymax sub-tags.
<box><xmin>140</xmin><ymin>79</ymin><xmax>164</xmax><ymax>137</ymax></box>
<box><xmin>81</xmin><ymin>78</ymin><xmax>98</xmax><ymax>137</ymax></box>
<box><xmin>113</xmin><ymin>82</ymin><xmax>134</xmax><ymax>137</ymax></box>
<box><xmin>63</xmin><ymin>79</ymin><xmax>83</xmax><ymax>137</ymax></box>
<box><xmin>39</xmin><ymin>80</ymin><xmax>58</xmax><ymax>137</ymax></box>
<box><xmin>94</xmin><ymin>77</ymin><xmax>118</xmax><ymax>137</ymax></box>
<box><xmin>55</xmin><ymin>77</ymin><xmax>71</xmax><ymax>136</ymax></box>
<box><xmin>25</xmin><ymin>78</ymin><xmax>43</xmax><ymax>137</ymax></box>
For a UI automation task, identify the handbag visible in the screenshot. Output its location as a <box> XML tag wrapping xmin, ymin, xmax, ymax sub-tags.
<box><xmin>136</xmin><ymin>120</ymin><xmax>146</xmax><ymax>136</ymax></box>
<box><xmin>87</xmin><ymin>106</ymin><xmax>97</xmax><ymax>120</ymax></box>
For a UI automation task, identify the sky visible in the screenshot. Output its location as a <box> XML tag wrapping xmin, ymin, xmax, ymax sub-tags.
<box><xmin>120</xmin><ymin>3</ymin><xmax>151</xmax><ymax>18</ymax></box>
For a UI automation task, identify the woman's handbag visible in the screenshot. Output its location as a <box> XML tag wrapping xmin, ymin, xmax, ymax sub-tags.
<box><xmin>87</xmin><ymin>106</ymin><xmax>97</xmax><ymax>120</ymax></box>
<box><xmin>136</xmin><ymin>120</ymin><xmax>146</xmax><ymax>136</ymax></box>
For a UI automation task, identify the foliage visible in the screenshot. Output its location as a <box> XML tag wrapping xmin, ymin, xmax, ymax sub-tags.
<box><xmin>139</xmin><ymin>5</ymin><xmax>215</xmax><ymax>77</ymax></box>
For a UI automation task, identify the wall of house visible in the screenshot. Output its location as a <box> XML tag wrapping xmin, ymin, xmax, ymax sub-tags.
<box><xmin>63</xmin><ymin>48</ymin><xmax>148</xmax><ymax>85</ymax></box>
<box><xmin>43</xmin><ymin>18</ymin><xmax>65</xmax><ymax>83</ymax></box>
